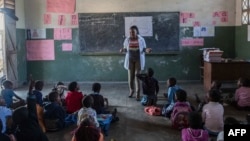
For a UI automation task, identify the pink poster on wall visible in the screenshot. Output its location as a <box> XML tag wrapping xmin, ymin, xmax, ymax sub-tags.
<box><xmin>181</xmin><ymin>38</ymin><xmax>204</xmax><ymax>46</ymax></box>
<box><xmin>58</xmin><ymin>15</ymin><xmax>66</xmax><ymax>26</ymax></box>
<box><xmin>193</xmin><ymin>38</ymin><xmax>204</xmax><ymax>46</ymax></box>
<box><xmin>54</xmin><ymin>28</ymin><xmax>72</xmax><ymax>40</ymax></box>
<box><xmin>71</xmin><ymin>14</ymin><xmax>78</xmax><ymax>25</ymax></box>
<box><xmin>46</xmin><ymin>0</ymin><xmax>75</xmax><ymax>13</ymax></box>
<box><xmin>62</xmin><ymin>43</ymin><xmax>73</xmax><ymax>51</ymax></box>
<box><xmin>26</xmin><ymin>40</ymin><xmax>55</xmax><ymax>61</ymax></box>
<box><xmin>44</xmin><ymin>14</ymin><xmax>51</xmax><ymax>24</ymax></box>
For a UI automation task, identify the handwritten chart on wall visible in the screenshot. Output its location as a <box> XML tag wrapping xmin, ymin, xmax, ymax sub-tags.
<box><xmin>78</xmin><ymin>12</ymin><xmax>180</xmax><ymax>54</ymax></box>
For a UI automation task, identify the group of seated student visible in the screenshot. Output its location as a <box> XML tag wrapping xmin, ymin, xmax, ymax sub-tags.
<box><xmin>136</xmin><ymin>68</ymin><xmax>250</xmax><ymax>141</ymax></box>
<box><xmin>0</xmin><ymin>77</ymin><xmax>119</xmax><ymax>140</ymax></box>
<box><xmin>1</xmin><ymin>73</ymin><xmax>250</xmax><ymax>140</ymax></box>
<box><xmin>0</xmin><ymin>78</ymin><xmax>49</xmax><ymax>141</ymax></box>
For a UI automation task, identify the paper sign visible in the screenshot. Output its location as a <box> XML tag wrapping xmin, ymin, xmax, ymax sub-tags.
<box><xmin>44</xmin><ymin>14</ymin><xmax>51</xmax><ymax>24</ymax></box>
<box><xmin>180</xmin><ymin>12</ymin><xmax>190</xmax><ymax>18</ymax></box>
<box><xmin>125</xmin><ymin>16</ymin><xmax>153</xmax><ymax>37</ymax></box>
<box><xmin>54</xmin><ymin>28</ymin><xmax>72</xmax><ymax>40</ymax></box>
<box><xmin>181</xmin><ymin>38</ymin><xmax>204</xmax><ymax>46</ymax></box>
<box><xmin>71</xmin><ymin>14</ymin><xmax>78</xmax><ymax>25</ymax></box>
<box><xmin>193</xmin><ymin>38</ymin><xmax>204</xmax><ymax>46</ymax></box>
<box><xmin>26</xmin><ymin>40</ymin><xmax>55</xmax><ymax>61</ymax></box>
<box><xmin>58</xmin><ymin>15</ymin><xmax>66</xmax><ymax>26</ymax></box>
<box><xmin>46</xmin><ymin>0</ymin><xmax>75</xmax><ymax>13</ymax></box>
<box><xmin>62</xmin><ymin>43</ymin><xmax>72</xmax><ymax>51</ymax></box>
<box><xmin>30</xmin><ymin>29</ymin><xmax>46</xmax><ymax>39</ymax></box>
<box><xmin>194</xmin><ymin>26</ymin><xmax>215</xmax><ymax>37</ymax></box>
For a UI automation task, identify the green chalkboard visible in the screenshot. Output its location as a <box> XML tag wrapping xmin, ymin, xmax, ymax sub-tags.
<box><xmin>78</xmin><ymin>12</ymin><xmax>180</xmax><ymax>54</ymax></box>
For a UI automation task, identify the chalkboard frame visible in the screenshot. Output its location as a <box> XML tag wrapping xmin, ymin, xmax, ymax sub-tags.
<box><xmin>78</xmin><ymin>12</ymin><xmax>180</xmax><ymax>55</ymax></box>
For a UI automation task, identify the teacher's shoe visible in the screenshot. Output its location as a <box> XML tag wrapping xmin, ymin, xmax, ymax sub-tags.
<box><xmin>136</xmin><ymin>97</ymin><xmax>140</xmax><ymax>101</ymax></box>
<box><xmin>128</xmin><ymin>91</ymin><xmax>134</xmax><ymax>98</ymax></box>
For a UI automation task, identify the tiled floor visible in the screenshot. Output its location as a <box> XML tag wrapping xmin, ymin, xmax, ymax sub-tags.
<box><xmin>13</xmin><ymin>81</ymin><xmax>249</xmax><ymax>141</ymax></box>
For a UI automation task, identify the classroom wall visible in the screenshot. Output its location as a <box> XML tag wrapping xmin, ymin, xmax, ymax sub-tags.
<box><xmin>15</xmin><ymin>0</ymin><xmax>237</xmax><ymax>84</ymax></box>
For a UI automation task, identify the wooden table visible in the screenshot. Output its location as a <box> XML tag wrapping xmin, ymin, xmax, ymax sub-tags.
<box><xmin>203</xmin><ymin>61</ymin><xmax>250</xmax><ymax>91</ymax></box>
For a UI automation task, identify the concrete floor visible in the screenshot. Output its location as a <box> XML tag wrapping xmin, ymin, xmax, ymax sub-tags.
<box><xmin>13</xmin><ymin>81</ymin><xmax>249</xmax><ymax>141</ymax></box>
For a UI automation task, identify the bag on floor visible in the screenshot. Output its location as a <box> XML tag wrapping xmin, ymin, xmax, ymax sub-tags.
<box><xmin>170</xmin><ymin>102</ymin><xmax>192</xmax><ymax>130</ymax></box>
<box><xmin>144</xmin><ymin>106</ymin><xmax>161</xmax><ymax>116</ymax></box>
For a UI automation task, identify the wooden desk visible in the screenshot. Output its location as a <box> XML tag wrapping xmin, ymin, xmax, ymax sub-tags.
<box><xmin>203</xmin><ymin>61</ymin><xmax>250</xmax><ymax>91</ymax></box>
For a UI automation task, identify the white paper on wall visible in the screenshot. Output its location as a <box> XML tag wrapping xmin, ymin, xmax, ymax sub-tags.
<box><xmin>30</xmin><ymin>29</ymin><xmax>46</xmax><ymax>39</ymax></box>
<box><xmin>125</xmin><ymin>16</ymin><xmax>153</xmax><ymax>37</ymax></box>
<box><xmin>193</xmin><ymin>26</ymin><xmax>215</xmax><ymax>37</ymax></box>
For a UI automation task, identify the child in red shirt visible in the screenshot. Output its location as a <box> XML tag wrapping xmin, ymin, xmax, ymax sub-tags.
<box><xmin>65</xmin><ymin>81</ymin><xmax>85</xmax><ymax>114</ymax></box>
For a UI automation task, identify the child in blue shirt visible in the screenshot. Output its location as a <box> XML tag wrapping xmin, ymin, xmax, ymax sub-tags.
<box><xmin>0</xmin><ymin>97</ymin><xmax>12</xmax><ymax>134</ymax></box>
<box><xmin>44</xmin><ymin>91</ymin><xmax>66</xmax><ymax>131</ymax></box>
<box><xmin>32</xmin><ymin>80</ymin><xmax>44</xmax><ymax>107</ymax></box>
<box><xmin>162</xmin><ymin>77</ymin><xmax>180</xmax><ymax>118</ymax></box>
<box><xmin>12</xmin><ymin>80</ymin><xmax>48</xmax><ymax>141</ymax></box>
<box><xmin>1</xmin><ymin>80</ymin><xmax>25</xmax><ymax>109</ymax></box>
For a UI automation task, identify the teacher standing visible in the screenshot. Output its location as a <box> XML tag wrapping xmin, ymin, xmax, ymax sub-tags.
<box><xmin>120</xmin><ymin>25</ymin><xmax>152</xmax><ymax>101</ymax></box>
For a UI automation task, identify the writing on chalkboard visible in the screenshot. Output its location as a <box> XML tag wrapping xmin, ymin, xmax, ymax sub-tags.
<box><xmin>78</xmin><ymin>12</ymin><xmax>180</xmax><ymax>54</ymax></box>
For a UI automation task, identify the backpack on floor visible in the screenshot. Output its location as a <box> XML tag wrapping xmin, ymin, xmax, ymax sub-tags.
<box><xmin>144</xmin><ymin>106</ymin><xmax>161</xmax><ymax>116</ymax></box>
<box><xmin>170</xmin><ymin>102</ymin><xmax>192</xmax><ymax>130</ymax></box>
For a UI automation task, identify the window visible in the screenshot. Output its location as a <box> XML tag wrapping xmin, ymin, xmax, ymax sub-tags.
<box><xmin>0</xmin><ymin>0</ymin><xmax>15</xmax><ymax>10</ymax></box>
<box><xmin>242</xmin><ymin>0</ymin><xmax>250</xmax><ymax>24</ymax></box>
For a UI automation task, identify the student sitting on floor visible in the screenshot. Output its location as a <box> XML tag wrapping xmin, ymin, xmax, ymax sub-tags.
<box><xmin>31</xmin><ymin>79</ymin><xmax>46</xmax><ymax>132</ymax></box>
<box><xmin>202</xmin><ymin>89</ymin><xmax>224</xmax><ymax>136</ymax></box>
<box><xmin>162</xmin><ymin>77</ymin><xmax>180</xmax><ymax>118</ymax></box>
<box><xmin>43</xmin><ymin>91</ymin><xmax>67</xmax><ymax>131</ymax></box>
<box><xmin>52</xmin><ymin>82</ymin><xmax>67</xmax><ymax>106</ymax></box>
<box><xmin>89</xmin><ymin>82</ymin><xmax>108</xmax><ymax>114</ymax></box>
<box><xmin>232</xmin><ymin>77</ymin><xmax>250</xmax><ymax>110</ymax></box>
<box><xmin>0</xmin><ymin>97</ymin><xmax>12</xmax><ymax>135</ymax></box>
<box><xmin>217</xmin><ymin>116</ymin><xmax>239</xmax><ymax>141</ymax></box>
<box><xmin>71</xmin><ymin>116</ymin><xmax>104</xmax><ymax>141</ymax></box>
<box><xmin>0</xmin><ymin>118</ymin><xmax>13</xmax><ymax>141</ymax></box>
<box><xmin>89</xmin><ymin>82</ymin><xmax>119</xmax><ymax>122</ymax></box>
<box><xmin>136</xmin><ymin>67</ymin><xmax>159</xmax><ymax>106</ymax></box>
<box><xmin>65</xmin><ymin>81</ymin><xmax>85</xmax><ymax>114</ymax></box>
<box><xmin>12</xmin><ymin>80</ymin><xmax>49</xmax><ymax>141</ymax></box>
<box><xmin>181</xmin><ymin>111</ymin><xmax>209</xmax><ymax>141</ymax></box>
<box><xmin>170</xmin><ymin>89</ymin><xmax>192</xmax><ymax>130</ymax></box>
<box><xmin>77</xmin><ymin>95</ymin><xmax>99</xmax><ymax>128</ymax></box>
<box><xmin>33</xmin><ymin>80</ymin><xmax>44</xmax><ymax>107</ymax></box>
<box><xmin>195</xmin><ymin>80</ymin><xmax>223</xmax><ymax>112</ymax></box>
<box><xmin>1</xmin><ymin>80</ymin><xmax>25</xmax><ymax>109</ymax></box>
